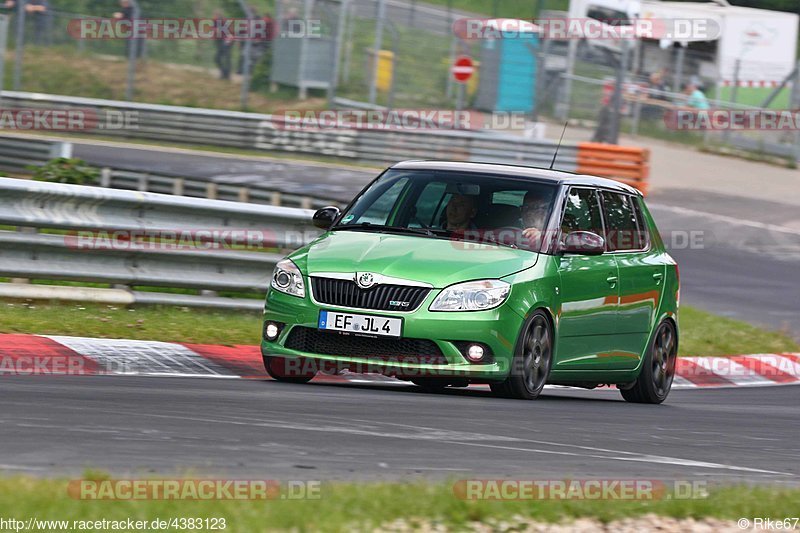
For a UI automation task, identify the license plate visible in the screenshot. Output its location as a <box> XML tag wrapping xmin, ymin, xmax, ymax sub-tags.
<box><xmin>318</xmin><ymin>310</ymin><xmax>402</xmax><ymax>338</ymax></box>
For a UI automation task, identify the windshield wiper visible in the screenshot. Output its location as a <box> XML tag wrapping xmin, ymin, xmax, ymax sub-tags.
<box><xmin>331</xmin><ymin>223</ymin><xmax>448</xmax><ymax>238</ymax></box>
<box><xmin>478</xmin><ymin>232</ymin><xmax>518</xmax><ymax>249</ymax></box>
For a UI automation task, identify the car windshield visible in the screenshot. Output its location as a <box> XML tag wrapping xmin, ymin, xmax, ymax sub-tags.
<box><xmin>333</xmin><ymin>170</ymin><xmax>558</xmax><ymax>251</ymax></box>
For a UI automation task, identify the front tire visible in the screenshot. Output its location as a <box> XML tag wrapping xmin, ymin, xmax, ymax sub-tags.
<box><xmin>490</xmin><ymin>311</ymin><xmax>553</xmax><ymax>400</ymax></box>
<box><xmin>619</xmin><ymin>320</ymin><xmax>677</xmax><ymax>404</ymax></box>
<box><xmin>263</xmin><ymin>355</ymin><xmax>316</xmax><ymax>384</ymax></box>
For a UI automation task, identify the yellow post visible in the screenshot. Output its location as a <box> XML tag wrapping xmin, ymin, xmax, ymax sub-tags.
<box><xmin>376</xmin><ymin>50</ymin><xmax>394</xmax><ymax>92</ymax></box>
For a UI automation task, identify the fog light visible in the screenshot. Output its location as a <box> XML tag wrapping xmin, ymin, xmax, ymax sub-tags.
<box><xmin>265</xmin><ymin>323</ymin><xmax>280</xmax><ymax>341</ymax></box>
<box><xmin>467</xmin><ymin>344</ymin><xmax>485</xmax><ymax>362</ymax></box>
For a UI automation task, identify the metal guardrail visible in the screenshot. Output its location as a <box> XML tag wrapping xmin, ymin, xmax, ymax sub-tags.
<box><xmin>0</xmin><ymin>91</ymin><xmax>578</xmax><ymax>170</ymax></box>
<box><xmin>98</xmin><ymin>168</ymin><xmax>338</xmax><ymax>210</ymax></box>
<box><xmin>0</xmin><ymin>177</ymin><xmax>320</xmax><ymax>310</ymax></box>
<box><xmin>0</xmin><ymin>132</ymin><xmax>344</xmax><ymax>209</ymax></box>
<box><xmin>0</xmin><ymin>134</ymin><xmax>72</xmax><ymax>174</ymax></box>
<box><xmin>1</xmin><ymin>91</ymin><xmax>652</xmax><ymax>193</ymax></box>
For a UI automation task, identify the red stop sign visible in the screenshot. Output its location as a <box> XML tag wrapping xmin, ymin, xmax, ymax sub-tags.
<box><xmin>451</xmin><ymin>55</ymin><xmax>475</xmax><ymax>83</ymax></box>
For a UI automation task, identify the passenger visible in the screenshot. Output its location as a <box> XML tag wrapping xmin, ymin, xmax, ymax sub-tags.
<box><xmin>444</xmin><ymin>194</ymin><xmax>478</xmax><ymax>232</ymax></box>
<box><xmin>520</xmin><ymin>191</ymin><xmax>550</xmax><ymax>249</ymax></box>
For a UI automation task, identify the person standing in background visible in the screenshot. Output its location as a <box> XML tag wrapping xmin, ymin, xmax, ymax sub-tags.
<box><xmin>114</xmin><ymin>0</ymin><xmax>143</xmax><ymax>58</ymax></box>
<box><xmin>213</xmin><ymin>9</ymin><xmax>233</xmax><ymax>80</ymax></box>
<box><xmin>27</xmin><ymin>0</ymin><xmax>48</xmax><ymax>46</ymax></box>
<box><xmin>684</xmin><ymin>80</ymin><xmax>710</xmax><ymax>110</ymax></box>
<box><xmin>3</xmin><ymin>0</ymin><xmax>49</xmax><ymax>46</ymax></box>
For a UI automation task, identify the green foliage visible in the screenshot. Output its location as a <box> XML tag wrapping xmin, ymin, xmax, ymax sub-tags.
<box><xmin>28</xmin><ymin>158</ymin><xmax>100</xmax><ymax>185</ymax></box>
<box><xmin>250</xmin><ymin>44</ymin><xmax>273</xmax><ymax>92</ymax></box>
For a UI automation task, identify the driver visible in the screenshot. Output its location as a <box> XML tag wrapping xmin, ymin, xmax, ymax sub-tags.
<box><xmin>444</xmin><ymin>194</ymin><xmax>478</xmax><ymax>231</ymax></box>
<box><xmin>521</xmin><ymin>191</ymin><xmax>550</xmax><ymax>248</ymax></box>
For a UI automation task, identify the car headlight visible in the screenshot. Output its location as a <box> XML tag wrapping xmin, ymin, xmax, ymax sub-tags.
<box><xmin>271</xmin><ymin>259</ymin><xmax>305</xmax><ymax>298</ymax></box>
<box><xmin>429</xmin><ymin>280</ymin><xmax>510</xmax><ymax>312</ymax></box>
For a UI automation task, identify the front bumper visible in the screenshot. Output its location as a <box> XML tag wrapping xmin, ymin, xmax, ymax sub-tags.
<box><xmin>261</xmin><ymin>287</ymin><xmax>524</xmax><ymax>380</ymax></box>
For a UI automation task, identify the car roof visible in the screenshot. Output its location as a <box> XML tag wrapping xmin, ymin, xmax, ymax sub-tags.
<box><xmin>390</xmin><ymin>160</ymin><xmax>642</xmax><ymax>196</ymax></box>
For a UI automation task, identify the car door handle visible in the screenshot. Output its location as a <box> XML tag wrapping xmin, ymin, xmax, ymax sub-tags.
<box><xmin>653</xmin><ymin>272</ymin><xmax>664</xmax><ymax>285</ymax></box>
<box><xmin>606</xmin><ymin>275</ymin><xmax>618</xmax><ymax>286</ymax></box>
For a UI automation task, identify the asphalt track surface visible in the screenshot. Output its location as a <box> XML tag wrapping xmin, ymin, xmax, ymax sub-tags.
<box><xmin>6</xmin><ymin>141</ymin><xmax>797</xmax><ymax>483</ymax></box>
<box><xmin>2</xmin><ymin>375</ymin><xmax>798</xmax><ymax>482</ymax></box>
<box><xmin>74</xmin><ymin>142</ymin><xmax>800</xmax><ymax>339</ymax></box>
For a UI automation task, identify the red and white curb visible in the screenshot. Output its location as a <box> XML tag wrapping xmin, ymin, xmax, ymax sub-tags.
<box><xmin>0</xmin><ymin>334</ymin><xmax>798</xmax><ymax>390</ymax></box>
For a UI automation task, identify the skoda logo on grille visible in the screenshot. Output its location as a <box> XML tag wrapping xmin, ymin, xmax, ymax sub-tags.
<box><xmin>356</xmin><ymin>272</ymin><xmax>377</xmax><ymax>289</ymax></box>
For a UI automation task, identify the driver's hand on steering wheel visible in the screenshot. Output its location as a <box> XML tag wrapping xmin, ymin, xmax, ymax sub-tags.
<box><xmin>522</xmin><ymin>227</ymin><xmax>541</xmax><ymax>240</ymax></box>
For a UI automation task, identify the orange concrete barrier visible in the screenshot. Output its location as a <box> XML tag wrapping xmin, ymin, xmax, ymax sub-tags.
<box><xmin>576</xmin><ymin>142</ymin><xmax>650</xmax><ymax>195</ymax></box>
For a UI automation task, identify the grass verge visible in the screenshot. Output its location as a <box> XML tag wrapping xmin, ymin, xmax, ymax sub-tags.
<box><xmin>0</xmin><ymin>300</ymin><xmax>796</xmax><ymax>356</ymax></box>
<box><xmin>678</xmin><ymin>306</ymin><xmax>798</xmax><ymax>356</ymax></box>
<box><xmin>9</xmin><ymin>47</ymin><xmax>324</xmax><ymax>113</ymax></box>
<box><xmin>1</xmin><ymin>477</ymin><xmax>798</xmax><ymax>532</ymax></box>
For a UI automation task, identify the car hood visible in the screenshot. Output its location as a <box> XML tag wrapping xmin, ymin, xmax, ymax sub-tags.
<box><xmin>293</xmin><ymin>230</ymin><xmax>538</xmax><ymax>288</ymax></box>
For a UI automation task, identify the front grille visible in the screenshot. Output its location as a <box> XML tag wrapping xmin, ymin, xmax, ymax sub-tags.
<box><xmin>311</xmin><ymin>277</ymin><xmax>430</xmax><ymax>311</ymax></box>
<box><xmin>284</xmin><ymin>327</ymin><xmax>447</xmax><ymax>365</ymax></box>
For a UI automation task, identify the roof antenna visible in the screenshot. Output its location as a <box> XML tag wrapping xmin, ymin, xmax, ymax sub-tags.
<box><xmin>549</xmin><ymin>121</ymin><xmax>569</xmax><ymax>170</ymax></box>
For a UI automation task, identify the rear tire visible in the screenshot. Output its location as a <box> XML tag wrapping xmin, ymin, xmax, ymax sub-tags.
<box><xmin>263</xmin><ymin>355</ymin><xmax>316</xmax><ymax>384</ymax></box>
<box><xmin>619</xmin><ymin>320</ymin><xmax>677</xmax><ymax>404</ymax></box>
<box><xmin>490</xmin><ymin>311</ymin><xmax>553</xmax><ymax>400</ymax></box>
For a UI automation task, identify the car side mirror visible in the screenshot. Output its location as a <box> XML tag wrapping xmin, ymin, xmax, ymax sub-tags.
<box><xmin>312</xmin><ymin>206</ymin><xmax>340</xmax><ymax>230</ymax></box>
<box><xmin>560</xmin><ymin>231</ymin><xmax>605</xmax><ymax>256</ymax></box>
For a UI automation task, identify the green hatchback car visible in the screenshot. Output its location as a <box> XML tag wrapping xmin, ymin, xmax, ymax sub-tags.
<box><xmin>262</xmin><ymin>161</ymin><xmax>679</xmax><ymax>403</ymax></box>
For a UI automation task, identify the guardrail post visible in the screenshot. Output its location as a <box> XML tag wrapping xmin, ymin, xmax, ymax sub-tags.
<box><xmin>238</xmin><ymin>187</ymin><xmax>250</xmax><ymax>203</ymax></box>
<box><xmin>271</xmin><ymin>191</ymin><xmax>282</xmax><ymax>206</ymax></box>
<box><xmin>137</xmin><ymin>174</ymin><xmax>149</xmax><ymax>192</ymax></box>
<box><xmin>206</xmin><ymin>183</ymin><xmax>218</xmax><ymax>200</ymax></box>
<box><xmin>172</xmin><ymin>178</ymin><xmax>184</xmax><ymax>196</ymax></box>
<box><xmin>100</xmin><ymin>168</ymin><xmax>112</xmax><ymax>187</ymax></box>
<box><xmin>49</xmin><ymin>142</ymin><xmax>73</xmax><ymax>160</ymax></box>
<box><xmin>301</xmin><ymin>197</ymin><xmax>312</xmax><ymax>209</ymax></box>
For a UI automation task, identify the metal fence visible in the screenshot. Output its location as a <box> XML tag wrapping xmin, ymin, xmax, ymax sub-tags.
<box><xmin>544</xmin><ymin>44</ymin><xmax>800</xmax><ymax>162</ymax></box>
<box><xmin>0</xmin><ymin>176</ymin><xmax>320</xmax><ymax>310</ymax></box>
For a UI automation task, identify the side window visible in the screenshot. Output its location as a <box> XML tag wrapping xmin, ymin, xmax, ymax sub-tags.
<box><xmin>631</xmin><ymin>197</ymin><xmax>651</xmax><ymax>249</ymax></box>
<box><xmin>601</xmin><ymin>192</ymin><xmax>642</xmax><ymax>251</ymax></box>
<box><xmin>561</xmin><ymin>188</ymin><xmax>603</xmax><ymax>237</ymax></box>
<box><xmin>410</xmin><ymin>181</ymin><xmax>448</xmax><ymax>228</ymax></box>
